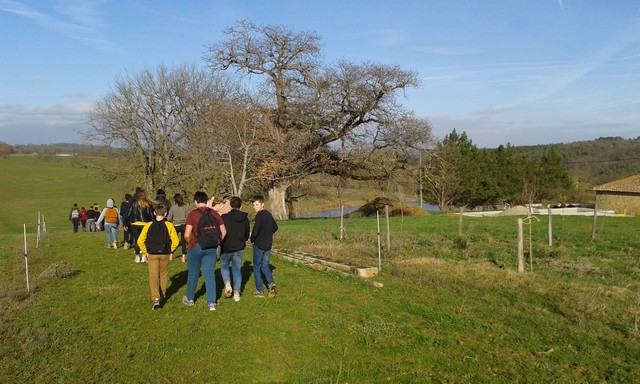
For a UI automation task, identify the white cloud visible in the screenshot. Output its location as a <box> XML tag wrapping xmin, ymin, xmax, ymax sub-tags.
<box><xmin>0</xmin><ymin>0</ymin><xmax>113</xmax><ymax>51</ymax></box>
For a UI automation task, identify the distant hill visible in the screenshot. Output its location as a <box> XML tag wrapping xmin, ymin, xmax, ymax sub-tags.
<box><xmin>4</xmin><ymin>138</ymin><xmax>639</xmax><ymax>189</ymax></box>
<box><xmin>514</xmin><ymin>137</ymin><xmax>640</xmax><ymax>186</ymax></box>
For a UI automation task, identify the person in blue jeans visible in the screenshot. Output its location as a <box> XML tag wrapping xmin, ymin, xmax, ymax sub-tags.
<box><xmin>220</xmin><ymin>197</ymin><xmax>250</xmax><ymax>302</ymax></box>
<box><xmin>182</xmin><ymin>191</ymin><xmax>227</xmax><ymax>311</ymax></box>
<box><xmin>96</xmin><ymin>198</ymin><xmax>120</xmax><ymax>249</ymax></box>
<box><xmin>250</xmin><ymin>195</ymin><xmax>279</xmax><ymax>298</ymax></box>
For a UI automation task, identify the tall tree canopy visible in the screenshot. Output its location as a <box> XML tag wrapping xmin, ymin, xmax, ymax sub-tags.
<box><xmin>206</xmin><ymin>20</ymin><xmax>431</xmax><ymax>219</ymax></box>
<box><xmin>87</xmin><ymin>63</ymin><xmax>249</xmax><ymax>194</ymax></box>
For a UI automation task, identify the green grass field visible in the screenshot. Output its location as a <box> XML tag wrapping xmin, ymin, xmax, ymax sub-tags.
<box><xmin>2</xmin><ymin>155</ymin><xmax>640</xmax><ymax>383</ymax></box>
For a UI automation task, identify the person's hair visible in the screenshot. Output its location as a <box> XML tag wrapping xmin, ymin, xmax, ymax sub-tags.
<box><xmin>154</xmin><ymin>203</ymin><xmax>167</xmax><ymax>217</ymax></box>
<box><xmin>81</xmin><ymin>207</ymin><xmax>85</xmax><ymax>210</ymax></box>
<box><xmin>251</xmin><ymin>195</ymin><xmax>264</xmax><ymax>204</ymax></box>
<box><xmin>136</xmin><ymin>189</ymin><xmax>152</xmax><ymax>208</ymax></box>
<box><xmin>174</xmin><ymin>193</ymin><xmax>185</xmax><ymax>206</ymax></box>
<box><xmin>134</xmin><ymin>187</ymin><xmax>144</xmax><ymax>195</ymax></box>
<box><xmin>194</xmin><ymin>191</ymin><xmax>208</xmax><ymax>204</ymax></box>
<box><xmin>156</xmin><ymin>188</ymin><xmax>166</xmax><ymax>196</ymax></box>
<box><xmin>73</xmin><ymin>203</ymin><xmax>78</xmax><ymax>207</ymax></box>
<box><xmin>229</xmin><ymin>196</ymin><xmax>242</xmax><ymax>209</ymax></box>
<box><xmin>124</xmin><ymin>193</ymin><xmax>132</xmax><ymax>201</ymax></box>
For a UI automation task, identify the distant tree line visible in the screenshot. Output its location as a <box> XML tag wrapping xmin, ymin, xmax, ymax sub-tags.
<box><xmin>515</xmin><ymin>136</ymin><xmax>640</xmax><ymax>186</ymax></box>
<box><xmin>421</xmin><ymin>130</ymin><xmax>574</xmax><ymax>210</ymax></box>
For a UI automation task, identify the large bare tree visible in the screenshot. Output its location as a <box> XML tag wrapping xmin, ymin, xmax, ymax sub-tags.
<box><xmin>87</xmin><ymin>63</ymin><xmax>240</xmax><ymax>194</ymax></box>
<box><xmin>206</xmin><ymin>20</ymin><xmax>430</xmax><ymax>219</ymax></box>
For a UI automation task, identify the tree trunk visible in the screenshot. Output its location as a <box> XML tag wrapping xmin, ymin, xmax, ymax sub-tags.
<box><xmin>268</xmin><ymin>183</ymin><xmax>290</xmax><ymax>220</ymax></box>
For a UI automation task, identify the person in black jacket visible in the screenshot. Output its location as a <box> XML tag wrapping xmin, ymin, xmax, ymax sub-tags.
<box><xmin>220</xmin><ymin>197</ymin><xmax>250</xmax><ymax>302</ymax></box>
<box><xmin>250</xmin><ymin>195</ymin><xmax>278</xmax><ymax>298</ymax></box>
<box><xmin>126</xmin><ymin>187</ymin><xmax>155</xmax><ymax>263</ymax></box>
<box><xmin>120</xmin><ymin>193</ymin><xmax>133</xmax><ymax>249</ymax></box>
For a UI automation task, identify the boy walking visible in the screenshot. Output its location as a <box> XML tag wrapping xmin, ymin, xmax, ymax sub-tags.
<box><xmin>250</xmin><ymin>195</ymin><xmax>278</xmax><ymax>298</ymax></box>
<box><xmin>137</xmin><ymin>203</ymin><xmax>180</xmax><ymax>310</ymax></box>
<box><xmin>220</xmin><ymin>197</ymin><xmax>250</xmax><ymax>302</ymax></box>
<box><xmin>182</xmin><ymin>191</ymin><xmax>227</xmax><ymax>311</ymax></box>
<box><xmin>69</xmin><ymin>203</ymin><xmax>80</xmax><ymax>232</ymax></box>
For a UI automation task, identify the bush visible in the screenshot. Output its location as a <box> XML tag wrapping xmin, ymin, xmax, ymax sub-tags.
<box><xmin>350</xmin><ymin>197</ymin><xmax>429</xmax><ymax>217</ymax></box>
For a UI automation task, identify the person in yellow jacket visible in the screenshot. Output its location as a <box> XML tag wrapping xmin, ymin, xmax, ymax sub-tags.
<box><xmin>137</xmin><ymin>203</ymin><xmax>180</xmax><ymax>310</ymax></box>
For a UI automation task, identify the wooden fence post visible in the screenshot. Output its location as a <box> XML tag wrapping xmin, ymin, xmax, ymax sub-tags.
<box><xmin>591</xmin><ymin>202</ymin><xmax>597</xmax><ymax>240</ymax></box>
<box><xmin>517</xmin><ymin>218</ymin><xmax>524</xmax><ymax>273</ymax></box>
<box><xmin>385</xmin><ymin>205</ymin><xmax>390</xmax><ymax>252</ymax></box>
<box><xmin>547</xmin><ymin>204</ymin><xmax>553</xmax><ymax>247</ymax></box>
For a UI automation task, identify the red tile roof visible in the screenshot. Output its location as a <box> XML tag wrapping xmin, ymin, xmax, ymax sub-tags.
<box><xmin>591</xmin><ymin>174</ymin><xmax>640</xmax><ymax>193</ymax></box>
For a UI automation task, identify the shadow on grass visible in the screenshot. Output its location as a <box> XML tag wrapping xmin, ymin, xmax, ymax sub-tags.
<box><xmin>167</xmin><ymin>270</ymin><xmax>187</xmax><ymax>301</ymax></box>
<box><xmin>167</xmin><ymin>259</ymin><xmax>277</xmax><ymax>302</ymax></box>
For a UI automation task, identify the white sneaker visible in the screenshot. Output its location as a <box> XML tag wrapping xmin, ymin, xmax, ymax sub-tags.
<box><xmin>224</xmin><ymin>283</ymin><xmax>232</xmax><ymax>298</ymax></box>
<box><xmin>123</xmin><ymin>242</ymin><xmax>130</xmax><ymax>250</ymax></box>
<box><xmin>112</xmin><ymin>242</ymin><xmax>118</xmax><ymax>249</ymax></box>
<box><xmin>141</xmin><ymin>255</ymin><xmax>148</xmax><ymax>263</ymax></box>
<box><xmin>233</xmin><ymin>292</ymin><xmax>240</xmax><ymax>302</ymax></box>
<box><xmin>134</xmin><ymin>255</ymin><xmax>140</xmax><ymax>263</ymax></box>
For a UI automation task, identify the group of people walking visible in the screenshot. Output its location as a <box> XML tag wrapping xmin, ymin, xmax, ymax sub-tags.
<box><xmin>70</xmin><ymin>188</ymin><xmax>278</xmax><ymax>311</ymax></box>
<box><xmin>68</xmin><ymin>203</ymin><xmax>105</xmax><ymax>233</ymax></box>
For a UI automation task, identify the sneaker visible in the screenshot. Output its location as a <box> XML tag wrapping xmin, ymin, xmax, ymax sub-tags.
<box><xmin>254</xmin><ymin>291</ymin><xmax>264</xmax><ymax>298</ymax></box>
<box><xmin>123</xmin><ymin>242</ymin><xmax>130</xmax><ymax>250</ymax></box>
<box><xmin>208</xmin><ymin>302</ymin><xmax>217</xmax><ymax>311</ymax></box>
<box><xmin>152</xmin><ymin>299</ymin><xmax>161</xmax><ymax>310</ymax></box>
<box><xmin>268</xmin><ymin>283</ymin><xmax>277</xmax><ymax>298</ymax></box>
<box><xmin>141</xmin><ymin>255</ymin><xmax>147</xmax><ymax>263</ymax></box>
<box><xmin>224</xmin><ymin>283</ymin><xmax>232</xmax><ymax>298</ymax></box>
<box><xmin>233</xmin><ymin>292</ymin><xmax>241</xmax><ymax>302</ymax></box>
<box><xmin>182</xmin><ymin>296</ymin><xmax>194</xmax><ymax>306</ymax></box>
<box><xmin>112</xmin><ymin>242</ymin><xmax>118</xmax><ymax>249</ymax></box>
<box><xmin>134</xmin><ymin>255</ymin><xmax>140</xmax><ymax>263</ymax></box>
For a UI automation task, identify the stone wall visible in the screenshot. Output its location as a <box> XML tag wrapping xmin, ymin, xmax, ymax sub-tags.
<box><xmin>596</xmin><ymin>192</ymin><xmax>640</xmax><ymax>216</ymax></box>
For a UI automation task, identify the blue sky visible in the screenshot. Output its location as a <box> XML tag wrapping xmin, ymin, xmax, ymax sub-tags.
<box><xmin>1</xmin><ymin>0</ymin><xmax>639</xmax><ymax>148</ymax></box>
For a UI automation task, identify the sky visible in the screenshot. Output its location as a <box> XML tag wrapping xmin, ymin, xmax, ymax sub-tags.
<box><xmin>1</xmin><ymin>0</ymin><xmax>639</xmax><ymax>148</ymax></box>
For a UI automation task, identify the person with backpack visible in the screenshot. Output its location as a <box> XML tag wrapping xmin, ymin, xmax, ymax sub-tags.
<box><xmin>250</xmin><ymin>195</ymin><xmax>279</xmax><ymax>298</ymax></box>
<box><xmin>69</xmin><ymin>203</ymin><xmax>81</xmax><ymax>233</ymax></box>
<box><xmin>96</xmin><ymin>198</ymin><xmax>120</xmax><ymax>249</ymax></box>
<box><xmin>137</xmin><ymin>203</ymin><xmax>179</xmax><ymax>310</ymax></box>
<box><xmin>126</xmin><ymin>188</ymin><xmax>155</xmax><ymax>263</ymax></box>
<box><xmin>220</xmin><ymin>197</ymin><xmax>250</xmax><ymax>302</ymax></box>
<box><xmin>182</xmin><ymin>191</ymin><xmax>227</xmax><ymax>311</ymax></box>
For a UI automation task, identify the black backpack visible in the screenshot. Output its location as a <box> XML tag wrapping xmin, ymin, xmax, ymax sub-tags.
<box><xmin>145</xmin><ymin>220</ymin><xmax>170</xmax><ymax>254</ymax></box>
<box><xmin>195</xmin><ymin>208</ymin><xmax>221</xmax><ymax>249</ymax></box>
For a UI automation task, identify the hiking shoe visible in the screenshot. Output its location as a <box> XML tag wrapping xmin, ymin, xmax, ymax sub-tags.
<box><xmin>268</xmin><ymin>283</ymin><xmax>277</xmax><ymax>298</ymax></box>
<box><xmin>208</xmin><ymin>302</ymin><xmax>217</xmax><ymax>311</ymax></box>
<box><xmin>152</xmin><ymin>299</ymin><xmax>161</xmax><ymax>310</ymax></box>
<box><xmin>134</xmin><ymin>255</ymin><xmax>140</xmax><ymax>263</ymax></box>
<box><xmin>182</xmin><ymin>296</ymin><xmax>194</xmax><ymax>306</ymax></box>
<box><xmin>254</xmin><ymin>291</ymin><xmax>264</xmax><ymax>298</ymax></box>
<box><xmin>233</xmin><ymin>292</ymin><xmax>241</xmax><ymax>302</ymax></box>
<box><xmin>224</xmin><ymin>283</ymin><xmax>232</xmax><ymax>298</ymax></box>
